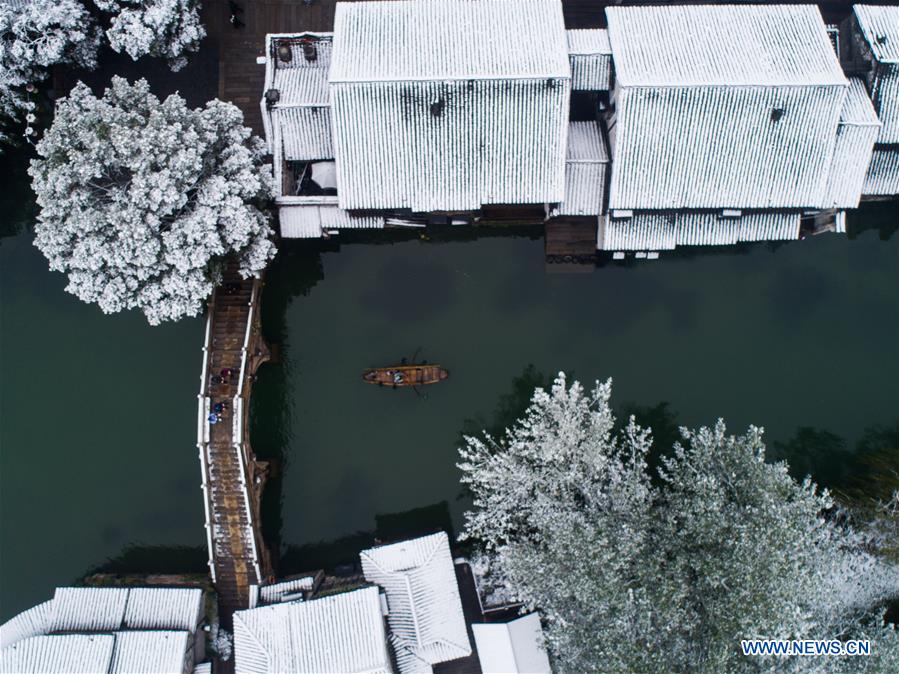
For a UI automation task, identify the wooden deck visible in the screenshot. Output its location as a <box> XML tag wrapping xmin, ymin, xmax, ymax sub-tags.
<box><xmin>545</xmin><ymin>218</ymin><xmax>598</xmax><ymax>270</ymax></box>
<box><xmin>198</xmin><ymin>261</ymin><xmax>273</xmax><ymax>630</ymax></box>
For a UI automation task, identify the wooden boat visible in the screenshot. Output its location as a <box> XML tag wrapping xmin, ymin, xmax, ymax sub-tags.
<box><xmin>362</xmin><ymin>364</ymin><xmax>449</xmax><ymax>388</ymax></box>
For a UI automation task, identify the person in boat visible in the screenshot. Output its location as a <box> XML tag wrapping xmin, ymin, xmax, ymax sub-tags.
<box><xmin>393</xmin><ymin>371</ymin><xmax>404</xmax><ymax>384</ymax></box>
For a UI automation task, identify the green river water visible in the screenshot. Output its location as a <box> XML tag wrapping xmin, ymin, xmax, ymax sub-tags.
<box><xmin>1</xmin><ymin>155</ymin><xmax>897</xmax><ymax>619</ymax></box>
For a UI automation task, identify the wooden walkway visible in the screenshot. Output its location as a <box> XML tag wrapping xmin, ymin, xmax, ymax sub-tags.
<box><xmin>197</xmin><ymin>261</ymin><xmax>273</xmax><ymax>628</ymax></box>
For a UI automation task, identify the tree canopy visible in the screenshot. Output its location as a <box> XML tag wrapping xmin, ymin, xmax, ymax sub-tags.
<box><xmin>1</xmin><ymin>0</ymin><xmax>205</xmax><ymax>143</ymax></box>
<box><xmin>93</xmin><ymin>0</ymin><xmax>205</xmax><ymax>71</ymax></box>
<box><xmin>29</xmin><ymin>77</ymin><xmax>275</xmax><ymax>324</ymax></box>
<box><xmin>459</xmin><ymin>373</ymin><xmax>899</xmax><ymax>673</ymax></box>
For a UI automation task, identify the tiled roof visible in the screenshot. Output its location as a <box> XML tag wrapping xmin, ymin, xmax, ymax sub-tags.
<box><xmin>567</xmin><ymin>30</ymin><xmax>612</xmax><ymax>91</ymax></box>
<box><xmin>108</xmin><ymin>631</ymin><xmax>191</xmax><ymax>674</ymax></box>
<box><xmin>360</xmin><ymin>532</ymin><xmax>471</xmax><ymax>671</ymax></box>
<box><xmin>608</xmin><ymin>84</ymin><xmax>845</xmax><ymax>210</ymax></box>
<box><xmin>0</xmin><ymin>601</ymin><xmax>53</xmax><ymax>649</ymax></box>
<box><xmin>264</xmin><ymin>34</ymin><xmax>335</xmax><ymax>164</ymax></box>
<box><xmin>0</xmin><ymin>634</ymin><xmax>114</xmax><ymax>674</ymax></box>
<box><xmin>233</xmin><ymin>586</ymin><xmax>393</xmax><ymax>674</ymax></box>
<box><xmin>606</xmin><ymin>5</ymin><xmax>848</xmax><ymax>211</ymax></box>
<box><xmin>330</xmin><ymin>0</ymin><xmax>569</xmax><ymax>82</ymax></box>
<box><xmin>825</xmin><ymin>78</ymin><xmax>880</xmax><ymax>208</ymax></box>
<box><xmin>279</xmin><ymin>198</ymin><xmax>385</xmax><ymax>238</ymax></box>
<box><xmin>606</xmin><ymin>5</ymin><xmax>845</xmax><ymax>87</ymax></box>
<box><xmin>862</xmin><ymin>149</ymin><xmax>899</xmax><ymax>196</ymax></box>
<box><xmin>48</xmin><ymin>588</ymin><xmax>129</xmax><ymax>633</ymax></box>
<box><xmin>600</xmin><ymin>211</ymin><xmax>800</xmax><ymax>251</ymax></box>
<box><xmin>554</xmin><ymin>121</ymin><xmax>608</xmax><ymax>216</ymax></box>
<box><xmin>329</xmin><ymin>0</ymin><xmax>569</xmax><ymax>211</ymax></box>
<box><xmin>1</xmin><ymin>589</ymin><xmax>203</xmax><ymax>674</ymax></box>
<box><xmin>854</xmin><ymin>5</ymin><xmax>899</xmax><ymax>63</ymax></box>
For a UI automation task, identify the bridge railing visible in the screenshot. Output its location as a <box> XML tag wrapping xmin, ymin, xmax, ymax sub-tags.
<box><xmin>197</xmin><ymin>311</ymin><xmax>217</xmax><ymax>583</ymax></box>
<box><xmin>231</xmin><ymin>277</ymin><xmax>264</xmax><ymax>583</ymax></box>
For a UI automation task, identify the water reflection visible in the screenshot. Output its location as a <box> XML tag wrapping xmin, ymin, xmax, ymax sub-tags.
<box><xmin>250</xmin><ymin>242</ymin><xmax>326</xmax><ymax>566</ymax></box>
<box><xmin>86</xmin><ymin>545</ymin><xmax>208</xmax><ymax>576</ymax></box>
<box><xmin>279</xmin><ymin>501</ymin><xmax>455</xmax><ymax>576</ymax></box>
<box><xmin>0</xmin><ymin>146</ymin><xmax>36</xmax><ymax>243</ymax></box>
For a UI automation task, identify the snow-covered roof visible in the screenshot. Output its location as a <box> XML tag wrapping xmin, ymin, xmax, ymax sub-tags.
<box><xmin>1</xmin><ymin>589</ymin><xmax>203</xmax><ymax>674</ymax></box>
<box><xmin>553</xmin><ymin>121</ymin><xmax>608</xmax><ymax>216</ymax></box>
<box><xmin>257</xmin><ymin>575</ymin><xmax>316</xmax><ymax>605</ymax></box>
<box><xmin>0</xmin><ymin>634</ymin><xmax>115</xmax><ymax>674</ymax></box>
<box><xmin>360</xmin><ymin>532</ymin><xmax>471</xmax><ymax>670</ymax></box>
<box><xmin>0</xmin><ymin>631</ymin><xmax>193</xmax><ymax>674</ymax></box>
<box><xmin>854</xmin><ymin>5</ymin><xmax>899</xmax><ymax>63</ymax></box>
<box><xmin>566</xmin><ymin>30</ymin><xmax>612</xmax><ymax>91</ymax></box>
<box><xmin>48</xmin><ymin>588</ymin><xmax>130</xmax><ymax>633</ymax></box>
<box><xmin>279</xmin><ymin>198</ymin><xmax>385</xmax><ymax>238</ymax></box>
<box><xmin>567</xmin><ymin>121</ymin><xmax>608</xmax><ymax>163</ymax></box>
<box><xmin>330</xmin><ymin>0</ymin><xmax>569</xmax><ymax>83</ymax></box>
<box><xmin>862</xmin><ymin>149</ymin><xmax>899</xmax><ymax>196</ymax></box>
<box><xmin>606</xmin><ymin>5</ymin><xmax>849</xmax><ymax>211</ymax></box>
<box><xmin>610</xmin><ymin>83</ymin><xmax>846</xmax><ymax>210</ymax></box>
<box><xmin>1</xmin><ymin>587</ymin><xmax>203</xmax><ymax>649</ymax></box>
<box><xmin>566</xmin><ymin>29</ymin><xmax>610</xmax><ymax>56</ymax></box>
<box><xmin>599</xmin><ymin>211</ymin><xmax>800</xmax><ymax>251</ymax></box>
<box><xmin>272</xmin><ymin>38</ymin><xmax>332</xmax><ymax>105</ymax></box>
<box><xmin>123</xmin><ymin>588</ymin><xmax>205</xmax><ymax>631</ymax></box>
<box><xmin>328</xmin><ymin>0</ymin><xmax>570</xmax><ymax>211</ymax></box>
<box><xmin>108</xmin><ymin>631</ymin><xmax>191</xmax><ymax>674</ymax></box>
<box><xmin>838</xmin><ymin>77</ymin><xmax>882</xmax><ymax>127</ymax></box>
<box><xmin>264</xmin><ymin>34</ymin><xmax>335</xmax><ymax>164</ymax></box>
<box><xmin>606</xmin><ymin>5</ymin><xmax>846</xmax><ymax>87</ymax></box>
<box><xmin>852</xmin><ymin>6</ymin><xmax>899</xmax><ymax>143</ymax></box>
<box><xmin>471</xmin><ymin>614</ymin><xmax>551</xmax><ymax>674</ymax></box>
<box><xmin>45</xmin><ymin>587</ymin><xmax>203</xmax><ymax>635</ymax></box>
<box><xmin>825</xmin><ymin>78</ymin><xmax>880</xmax><ymax>208</ymax></box>
<box><xmin>232</xmin><ymin>586</ymin><xmax>393</xmax><ymax>674</ymax></box>
<box><xmin>0</xmin><ymin>601</ymin><xmax>53</xmax><ymax>649</ymax></box>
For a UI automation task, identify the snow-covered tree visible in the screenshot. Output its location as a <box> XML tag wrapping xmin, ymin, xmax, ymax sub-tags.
<box><xmin>29</xmin><ymin>77</ymin><xmax>275</xmax><ymax>324</ymax></box>
<box><xmin>0</xmin><ymin>0</ymin><xmax>101</xmax><ymax>142</ymax></box>
<box><xmin>93</xmin><ymin>0</ymin><xmax>205</xmax><ymax>71</ymax></box>
<box><xmin>459</xmin><ymin>373</ymin><xmax>899</xmax><ymax>673</ymax></box>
